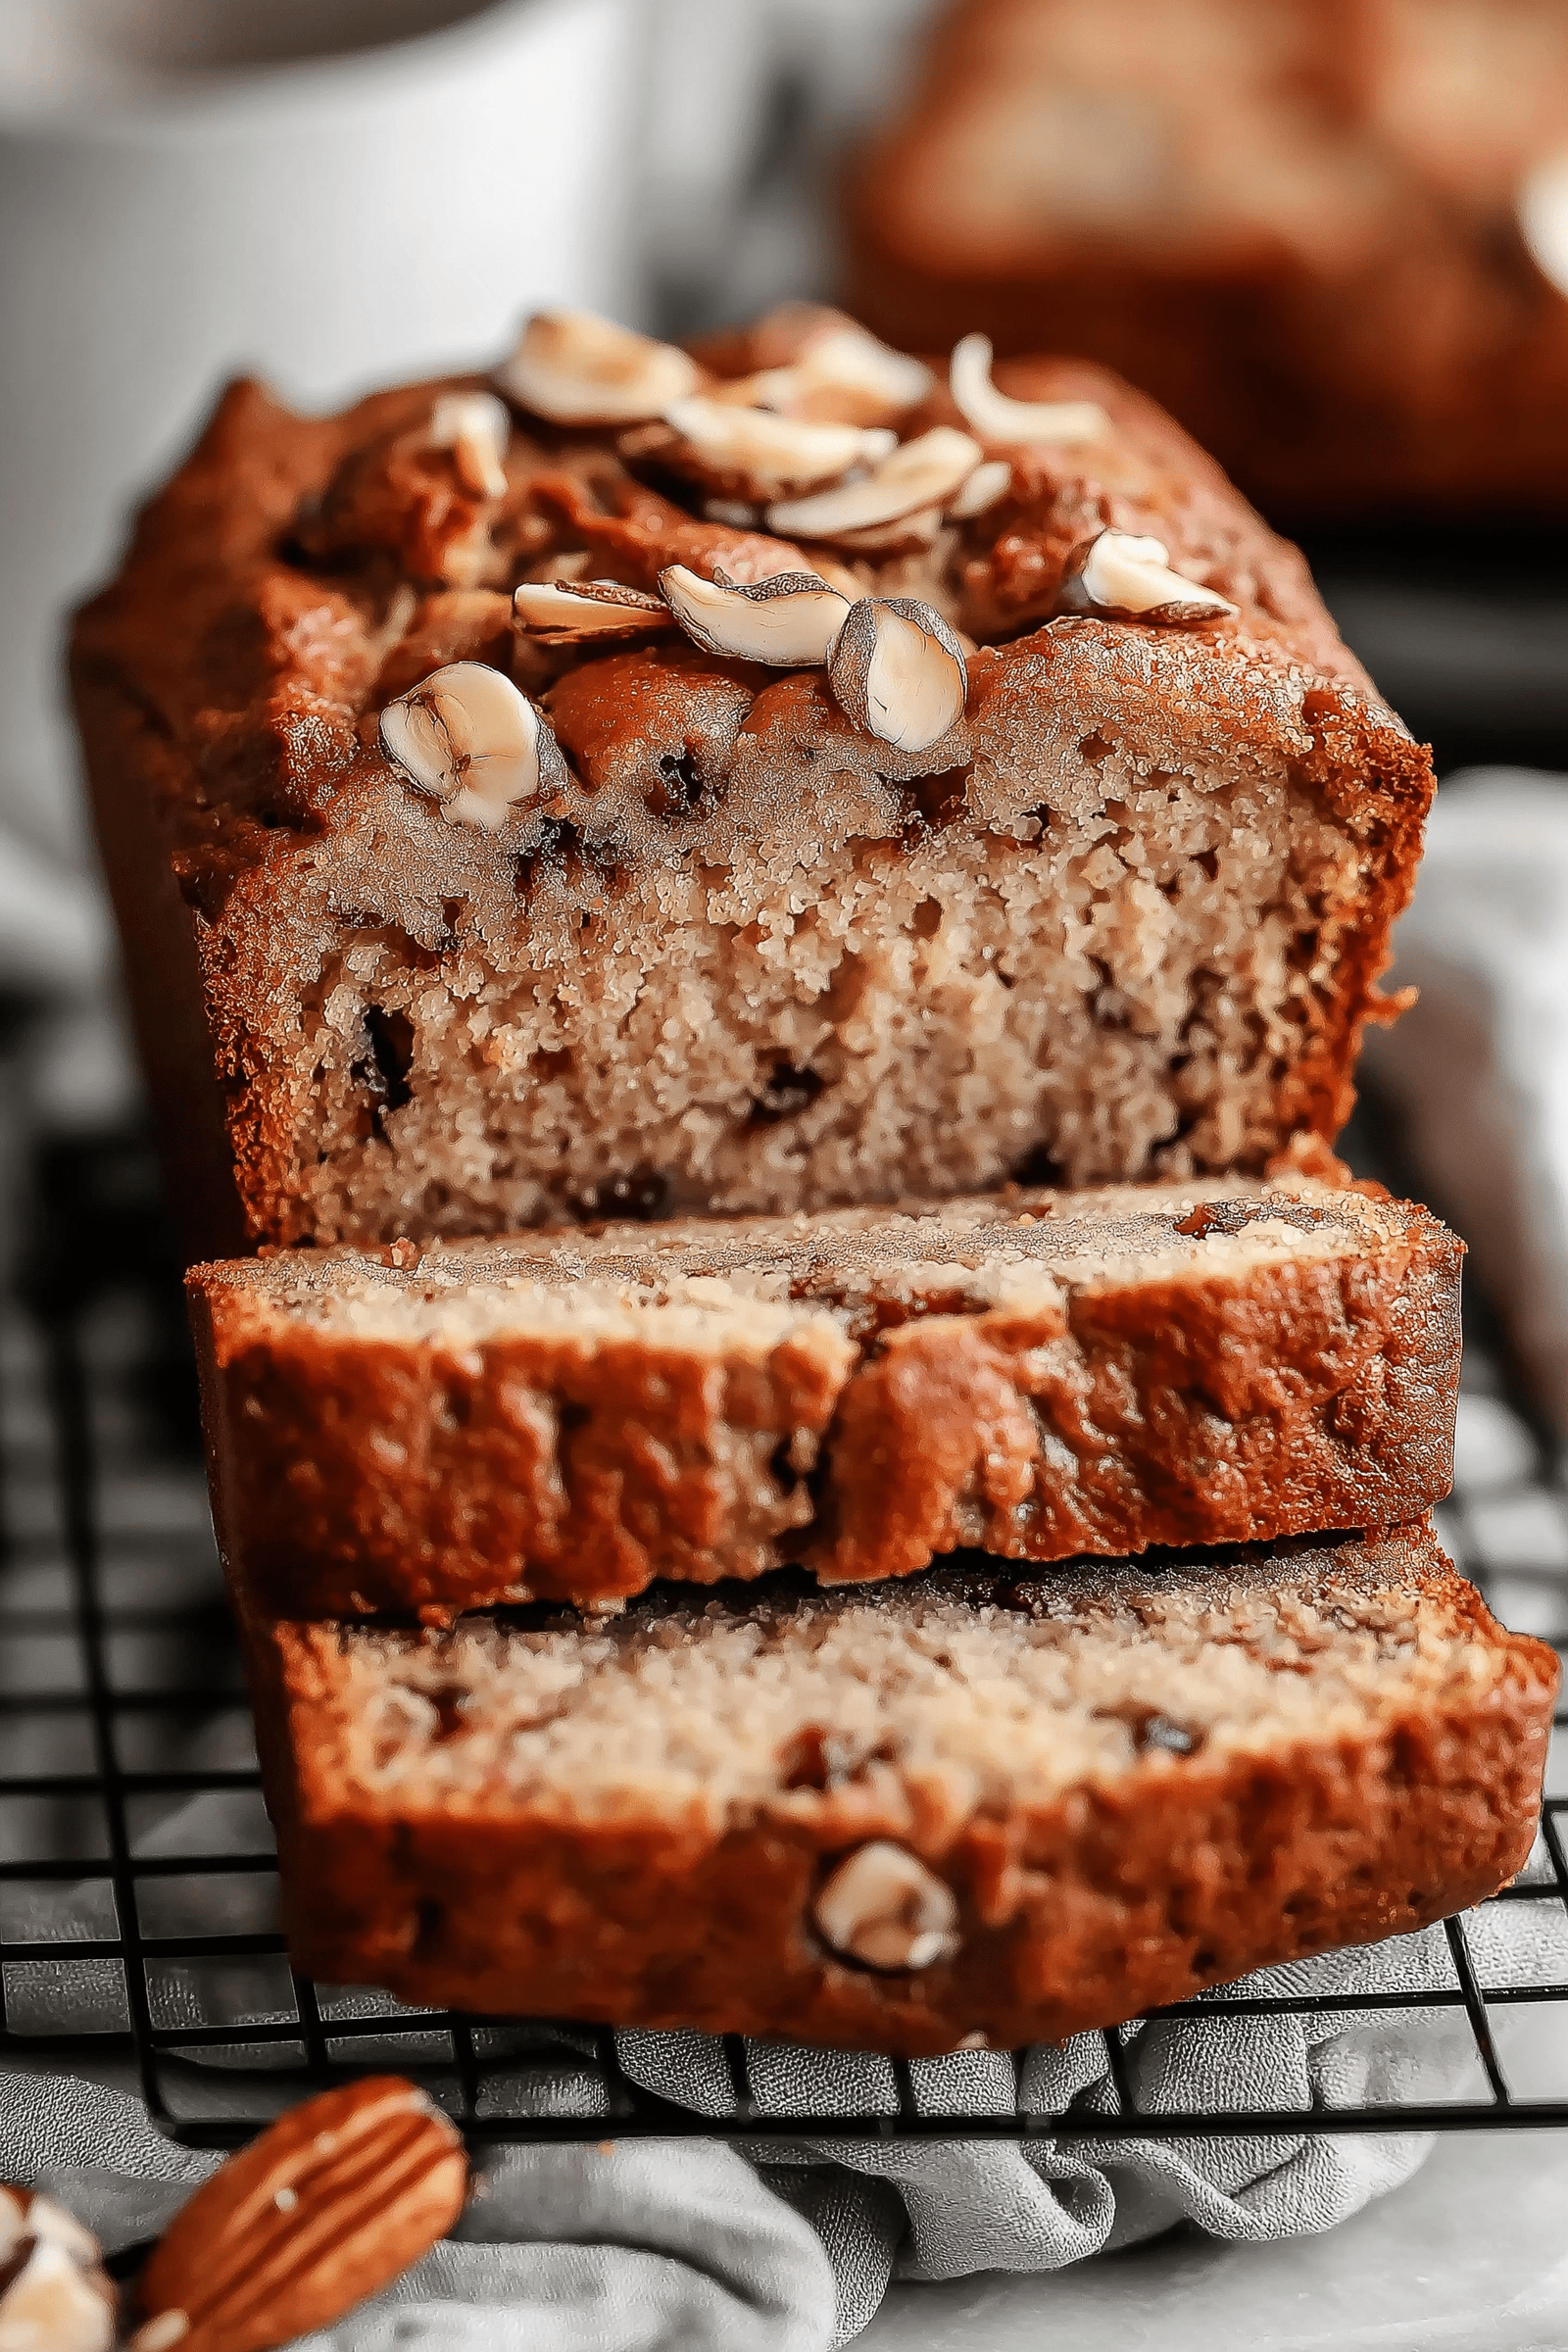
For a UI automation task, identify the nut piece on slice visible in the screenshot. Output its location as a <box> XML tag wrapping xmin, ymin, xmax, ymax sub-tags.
<box><xmin>0</xmin><ymin>2185</ymin><xmax>116</xmax><ymax>2352</ymax></box>
<box><xmin>765</xmin><ymin>426</ymin><xmax>983</xmax><ymax>541</ymax></box>
<box><xmin>829</xmin><ymin>596</ymin><xmax>969</xmax><ymax>755</ymax></box>
<box><xmin>379</xmin><ymin>660</ymin><xmax>565</xmax><ymax>830</ymax></box>
<box><xmin>950</xmin><ymin>332</ymin><xmax>1108</xmax><ymax>447</ymax></box>
<box><xmin>427</xmin><ymin>391</ymin><xmax>510</xmax><ymax>500</ymax></box>
<box><xmin>734</xmin><ymin>320</ymin><xmax>935</xmax><ymax>426</ymax></box>
<box><xmin>514</xmin><ymin>579</ymin><xmax>674</xmax><ymax>646</ymax></box>
<box><xmin>813</xmin><ymin>1841</ymin><xmax>961</xmax><ymax>1972</ymax></box>
<box><xmin>654</xmin><ymin>397</ymin><xmax>897</xmax><ymax>499</ymax></box>
<box><xmin>495</xmin><ymin>309</ymin><xmax>699</xmax><ymax>425</ymax></box>
<box><xmin>1061</xmin><ymin>528</ymin><xmax>1239</xmax><ymax>620</ymax></box>
<box><xmin>660</xmin><ymin>564</ymin><xmax>852</xmax><ymax>665</ymax></box>
<box><xmin>127</xmin><ymin>2077</ymin><xmax>467</xmax><ymax>2352</ymax></box>
<box><xmin>948</xmin><ymin>458</ymin><xmax>1012</xmax><ymax>519</ymax></box>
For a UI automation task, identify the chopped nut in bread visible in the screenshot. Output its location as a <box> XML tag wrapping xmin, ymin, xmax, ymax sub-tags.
<box><xmin>378</xmin><ymin>662</ymin><xmax>564</xmax><ymax>830</ymax></box>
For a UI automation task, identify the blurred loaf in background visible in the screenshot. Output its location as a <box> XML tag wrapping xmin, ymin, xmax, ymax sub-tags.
<box><xmin>847</xmin><ymin>0</ymin><xmax>1568</xmax><ymax>522</ymax></box>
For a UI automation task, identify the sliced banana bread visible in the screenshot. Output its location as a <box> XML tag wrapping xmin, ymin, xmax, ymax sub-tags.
<box><xmin>189</xmin><ymin>1174</ymin><xmax>1461</xmax><ymax>1620</ymax></box>
<box><xmin>245</xmin><ymin>1521</ymin><xmax>1555</xmax><ymax>2056</ymax></box>
<box><xmin>73</xmin><ymin>303</ymin><xmax>1431</xmax><ymax>1257</ymax></box>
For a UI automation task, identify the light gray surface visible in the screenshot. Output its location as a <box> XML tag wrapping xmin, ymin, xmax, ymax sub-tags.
<box><xmin>860</xmin><ymin>2132</ymin><xmax>1568</xmax><ymax>2350</ymax></box>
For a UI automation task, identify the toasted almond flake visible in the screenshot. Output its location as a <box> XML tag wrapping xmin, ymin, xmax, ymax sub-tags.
<box><xmin>949</xmin><ymin>458</ymin><xmax>1012</xmax><ymax>518</ymax></box>
<box><xmin>496</xmin><ymin>310</ymin><xmax>699</xmax><ymax>425</ymax></box>
<box><xmin>1063</xmin><ymin>529</ymin><xmax>1238</xmax><ymax>618</ymax></box>
<box><xmin>380</xmin><ymin>662</ymin><xmax>564</xmax><ymax>830</ymax></box>
<box><xmin>660</xmin><ymin>398</ymin><xmax>897</xmax><ymax>494</ymax></box>
<box><xmin>660</xmin><ymin>564</ymin><xmax>851</xmax><ymax>665</ymax></box>
<box><xmin>1519</xmin><ymin>153</ymin><xmax>1568</xmax><ymax>297</ymax></box>
<box><xmin>829</xmin><ymin>598</ymin><xmax>969</xmax><ymax>756</ymax></box>
<box><xmin>729</xmin><ymin>323</ymin><xmax>934</xmax><ymax>426</ymax></box>
<box><xmin>428</xmin><ymin>391</ymin><xmax>510</xmax><ymax>500</ymax></box>
<box><xmin>950</xmin><ymin>333</ymin><xmax>1108</xmax><ymax>446</ymax></box>
<box><xmin>514</xmin><ymin>580</ymin><xmax>673</xmax><ymax>644</ymax></box>
<box><xmin>827</xmin><ymin>505</ymin><xmax>947</xmax><ymax>556</ymax></box>
<box><xmin>766</xmin><ymin>427</ymin><xmax>983</xmax><ymax>541</ymax></box>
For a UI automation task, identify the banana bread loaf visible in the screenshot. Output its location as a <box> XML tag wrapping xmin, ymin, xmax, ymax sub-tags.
<box><xmin>73</xmin><ymin>305</ymin><xmax>1431</xmax><ymax>1258</ymax></box>
<box><xmin>847</xmin><ymin>0</ymin><xmax>1568</xmax><ymax>521</ymax></box>
<box><xmin>188</xmin><ymin>1173</ymin><xmax>1460</xmax><ymax>1621</ymax></box>
<box><xmin>244</xmin><ymin>1521</ymin><xmax>1555</xmax><ymax>2055</ymax></box>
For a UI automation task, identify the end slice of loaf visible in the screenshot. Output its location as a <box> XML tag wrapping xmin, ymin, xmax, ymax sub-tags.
<box><xmin>189</xmin><ymin>1174</ymin><xmax>1461</xmax><ymax>1620</ymax></box>
<box><xmin>245</xmin><ymin>1520</ymin><xmax>1556</xmax><ymax>2056</ymax></box>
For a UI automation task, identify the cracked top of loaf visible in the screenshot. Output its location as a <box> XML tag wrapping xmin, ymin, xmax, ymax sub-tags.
<box><xmin>73</xmin><ymin>304</ymin><xmax>1433</xmax><ymax>1251</ymax></box>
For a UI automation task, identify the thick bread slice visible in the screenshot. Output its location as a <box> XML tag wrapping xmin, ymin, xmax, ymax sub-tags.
<box><xmin>245</xmin><ymin>1521</ymin><xmax>1556</xmax><ymax>2057</ymax></box>
<box><xmin>189</xmin><ymin>1175</ymin><xmax>1461</xmax><ymax>1619</ymax></box>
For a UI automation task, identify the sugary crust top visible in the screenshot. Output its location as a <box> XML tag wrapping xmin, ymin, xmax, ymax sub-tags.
<box><xmin>71</xmin><ymin>308</ymin><xmax>1422</xmax><ymax>930</ymax></box>
<box><xmin>192</xmin><ymin>1173</ymin><xmax>1429</xmax><ymax>1347</ymax></box>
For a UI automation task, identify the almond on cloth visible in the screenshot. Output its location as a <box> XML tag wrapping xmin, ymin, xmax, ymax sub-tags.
<box><xmin>127</xmin><ymin>2077</ymin><xmax>466</xmax><ymax>2352</ymax></box>
<box><xmin>0</xmin><ymin>2185</ymin><xmax>116</xmax><ymax>2352</ymax></box>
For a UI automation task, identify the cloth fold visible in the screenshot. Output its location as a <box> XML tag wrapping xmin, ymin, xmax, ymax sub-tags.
<box><xmin>9</xmin><ymin>1783</ymin><xmax>1564</xmax><ymax>2348</ymax></box>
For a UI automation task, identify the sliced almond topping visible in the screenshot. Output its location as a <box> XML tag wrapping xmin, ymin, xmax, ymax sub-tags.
<box><xmin>729</xmin><ymin>323</ymin><xmax>934</xmax><ymax>426</ymax></box>
<box><xmin>428</xmin><ymin>391</ymin><xmax>510</xmax><ymax>500</ymax></box>
<box><xmin>660</xmin><ymin>564</ymin><xmax>851</xmax><ymax>666</ymax></box>
<box><xmin>949</xmin><ymin>458</ymin><xmax>1012</xmax><ymax>519</ymax></box>
<box><xmin>813</xmin><ymin>1841</ymin><xmax>961</xmax><ymax>1971</ymax></box>
<box><xmin>658</xmin><ymin>397</ymin><xmax>897</xmax><ymax>496</ymax></box>
<box><xmin>829</xmin><ymin>598</ymin><xmax>969</xmax><ymax>756</ymax></box>
<box><xmin>514</xmin><ymin>579</ymin><xmax>673</xmax><ymax>645</ymax></box>
<box><xmin>379</xmin><ymin>661</ymin><xmax>564</xmax><ymax>830</ymax></box>
<box><xmin>766</xmin><ymin>427</ymin><xmax>984</xmax><ymax>541</ymax></box>
<box><xmin>1062</xmin><ymin>529</ymin><xmax>1238</xmax><ymax>619</ymax></box>
<box><xmin>826</xmin><ymin>505</ymin><xmax>948</xmax><ymax>557</ymax></box>
<box><xmin>950</xmin><ymin>333</ymin><xmax>1108</xmax><ymax>447</ymax></box>
<box><xmin>495</xmin><ymin>310</ymin><xmax>699</xmax><ymax>425</ymax></box>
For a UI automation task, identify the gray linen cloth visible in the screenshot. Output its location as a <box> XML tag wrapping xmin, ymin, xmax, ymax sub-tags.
<box><xmin>1363</xmin><ymin>765</ymin><xmax>1568</xmax><ymax>1433</ymax></box>
<box><xmin>7</xmin><ymin>1784</ymin><xmax>1561</xmax><ymax>2350</ymax></box>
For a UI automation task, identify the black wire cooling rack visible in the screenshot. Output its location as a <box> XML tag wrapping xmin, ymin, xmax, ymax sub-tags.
<box><xmin>6</xmin><ymin>1130</ymin><xmax>1568</xmax><ymax>2154</ymax></box>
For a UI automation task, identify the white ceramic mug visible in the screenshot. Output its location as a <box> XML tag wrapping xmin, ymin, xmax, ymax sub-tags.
<box><xmin>0</xmin><ymin>0</ymin><xmax>646</xmax><ymax>908</ymax></box>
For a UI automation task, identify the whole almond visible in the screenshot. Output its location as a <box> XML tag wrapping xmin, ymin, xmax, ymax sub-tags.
<box><xmin>128</xmin><ymin>2077</ymin><xmax>466</xmax><ymax>2352</ymax></box>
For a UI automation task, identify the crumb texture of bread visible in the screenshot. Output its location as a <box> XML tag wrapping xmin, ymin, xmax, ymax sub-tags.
<box><xmin>244</xmin><ymin>1522</ymin><xmax>1557</xmax><ymax>2055</ymax></box>
<box><xmin>847</xmin><ymin>0</ymin><xmax>1568</xmax><ymax>518</ymax></box>
<box><xmin>71</xmin><ymin>318</ymin><xmax>1431</xmax><ymax>1256</ymax></box>
<box><xmin>188</xmin><ymin>1175</ymin><xmax>1461</xmax><ymax>1615</ymax></box>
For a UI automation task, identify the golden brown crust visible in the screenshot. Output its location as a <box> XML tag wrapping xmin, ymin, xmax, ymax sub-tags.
<box><xmin>243</xmin><ymin>1525</ymin><xmax>1557</xmax><ymax>2056</ymax></box>
<box><xmin>73</xmin><ymin>344</ymin><xmax>1432</xmax><ymax>1256</ymax></box>
<box><xmin>188</xmin><ymin>1179</ymin><xmax>1460</xmax><ymax>1617</ymax></box>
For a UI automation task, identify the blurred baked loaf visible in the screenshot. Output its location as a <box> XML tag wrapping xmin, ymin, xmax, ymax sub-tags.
<box><xmin>244</xmin><ymin>1521</ymin><xmax>1555</xmax><ymax>2055</ymax></box>
<box><xmin>72</xmin><ymin>305</ymin><xmax>1430</xmax><ymax>1258</ymax></box>
<box><xmin>847</xmin><ymin>0</ymin><xmax>1568</xmax><ymax>520</ymax></box>
<box><xmin>190</xmin><ymin>1173</ymin><xmax>1460</xmax><ymax>1620</ymax></box>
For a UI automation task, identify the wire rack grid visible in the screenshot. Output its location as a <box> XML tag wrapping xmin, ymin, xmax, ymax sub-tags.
<box><xmin>5</xmin><ymin>1152</ymin><xmax>1568</xmax><ymax>2155</ymax></box>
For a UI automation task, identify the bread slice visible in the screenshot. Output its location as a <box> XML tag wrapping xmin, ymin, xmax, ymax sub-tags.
<box><xmin>71</xmin><ymin>307</ymin><xmax>1430</xmax><ymax>1260</ymax></box>
<box><xmin>188</xmin><ymin>1174</ymin><xmax>1460</xmax><ymax>1621</ymax></box>
<box><xmin>245</xmin><ymin>1521</ymin><xmax>1555</xmax><ymax>2056</ymax></box>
